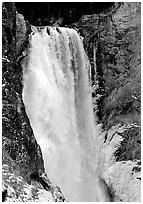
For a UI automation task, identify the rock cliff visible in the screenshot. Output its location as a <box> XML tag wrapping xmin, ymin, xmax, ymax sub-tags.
<box><xmin>79</xmin><ymin>2</ymin><xmax>141</xmax><ymax>201</ymax></box>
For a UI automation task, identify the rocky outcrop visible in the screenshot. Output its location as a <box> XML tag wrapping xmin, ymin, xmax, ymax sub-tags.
<box><xmin>79</xmin><ymin>2</ymin><xmax>141</xmax><ymax>201</ymax></box>
<box><xmin>2</xmin><ymin>2</ymin><xmax>65</xmax><ymax>201</ymax></box>
<box><xmin>15</xmin><ymin>2</ymin><xmax>114</xmax><ymax>26</ymax></box>
<box><xmin>2</xmin><ymin>164</ymin><xmax>65</xmax><ymax>202</ymax></box>
<box><xmin>2</xmin><ymin>2</ymin><xmax>44</xmax><ymax>182</ymax></box>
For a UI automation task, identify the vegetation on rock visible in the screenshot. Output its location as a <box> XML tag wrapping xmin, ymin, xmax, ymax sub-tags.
<box><xmin>78</xmin><ymin>2</ymin><xmax>141</xmax><ymax>201</ymax></box>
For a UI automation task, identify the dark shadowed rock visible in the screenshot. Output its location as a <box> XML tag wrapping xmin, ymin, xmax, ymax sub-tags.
<box><xmin>2</xmin><ymin>1</ymin><xmax>44</xmax><ymax>182</ymax></box>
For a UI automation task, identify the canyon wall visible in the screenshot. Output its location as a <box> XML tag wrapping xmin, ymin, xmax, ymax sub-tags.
<box><xmin>79</xmin><ymin>2</ymin><xmax>141</xmax><ymax>201</ymax></box>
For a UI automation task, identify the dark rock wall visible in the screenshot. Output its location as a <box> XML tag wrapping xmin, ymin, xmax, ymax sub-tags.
<box><xmin>2</xmin><ymin>2</ymin><xmax>44</xmax><ymax>182</ymax></box>
<box><xmin>15</xmin><ymin>2</ymin><xmax>114</xmax><ymax>26</ymax></box>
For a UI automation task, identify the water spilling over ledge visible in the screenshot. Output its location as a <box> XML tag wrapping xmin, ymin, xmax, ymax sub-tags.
<box><xmin>22</xmin><ymin>26</ymin><xmax>106</xmax><ymax>201</ymax></box>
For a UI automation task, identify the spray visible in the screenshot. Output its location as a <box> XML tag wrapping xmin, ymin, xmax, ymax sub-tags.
<box><xmin>22</xmin><ymin>26</ymin><xmax>109</xmax><ymax>201</ymax></box>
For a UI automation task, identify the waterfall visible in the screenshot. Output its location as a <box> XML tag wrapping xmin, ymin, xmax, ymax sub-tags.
<box><xmin>22</xmin><ymin>26</ymin><xmax>106</xmax><ymax>201</ymax></box>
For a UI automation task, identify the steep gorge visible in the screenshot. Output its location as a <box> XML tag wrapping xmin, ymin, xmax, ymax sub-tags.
<box><xmin>2</xmin><ymin>2</ymin><xmax>141</xmax><ymax>202</ymax></box>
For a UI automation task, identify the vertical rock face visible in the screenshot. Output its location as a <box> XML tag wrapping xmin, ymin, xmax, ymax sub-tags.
<box><xmin>79</xmin><ymin>2</ymin><xmax>141</xmax><ymax>201</ymax></box>
<box><xmin>2</xmin><ymin>3</ymin><xmax>66</xmax><ymax>202</ymax></box>
<box><xmin>2</xmin><ymin>2</ymin><xmax>44</xmax><ymax>181</ymax></box>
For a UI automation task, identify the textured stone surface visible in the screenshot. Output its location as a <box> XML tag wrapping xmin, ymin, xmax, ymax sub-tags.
<box><xmin>79</xmin><ymin>2</ymin><xmax>141</xmax><ymax>201</ymax></box>
<box><xmin>16</xmin><ymin>12</ymin><xmax>27</xmax><ymax>56</ymax></box>
<box><xmin>2</xmin><ymin>3</ymin><xmax>44</xmax><ymax>182</ymax></box>
<box><xmin>2</xmin><ymin>164</ymin><xmax>53</xmax><ymax>202</ymax></box>
<box><xmin>2</xmin><ymin>164</ymin><xmax>66</xmax><ymax>202</ymax></box>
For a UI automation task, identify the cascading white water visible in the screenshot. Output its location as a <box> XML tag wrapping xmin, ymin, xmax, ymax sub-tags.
<box><xmin>22</xmin><ymin>26</ymin><xmax>106</xmax><ymax>201</ymax></box>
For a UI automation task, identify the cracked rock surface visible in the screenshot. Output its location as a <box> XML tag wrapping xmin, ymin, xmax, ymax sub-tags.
<box><xmin>79</xmin><ymin>2</ymin><xmax>141</xmax><ymax>201</ymax></box>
